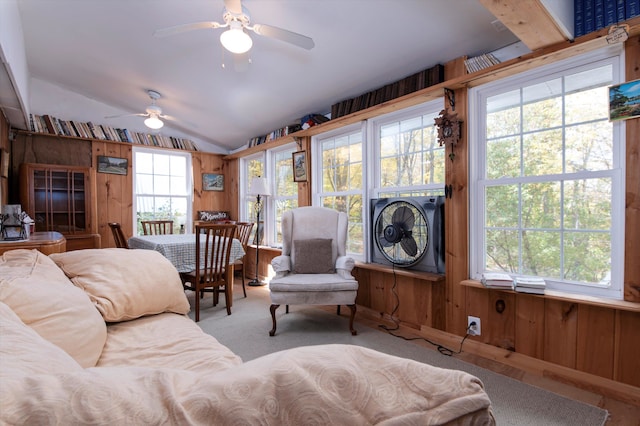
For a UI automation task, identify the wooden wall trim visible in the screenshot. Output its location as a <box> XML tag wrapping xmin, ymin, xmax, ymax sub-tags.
<box><xmin>624</xmin><ymin>35</ymin><xmax>640</xmax><ymax>302</ymax></box>
<box><xmin>416</xmin><ymin>323</ymin><xmax>640</xmax><ymax>406</ymax></box>
<box><xmin>462</xmin><ymin>280</ymin><xmax>640</xmax><ymax>313</ymax></box>
<box><xmin>477</xmin><ymin>0</ymin><xmax>568</xmax><ymax>51</ymax></box>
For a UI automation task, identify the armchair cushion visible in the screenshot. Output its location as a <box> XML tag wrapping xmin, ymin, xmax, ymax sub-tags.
<box><xmin>293</xmin><ymin>238</ymin><xmax>335</xmax><ymax>274</ymax></box>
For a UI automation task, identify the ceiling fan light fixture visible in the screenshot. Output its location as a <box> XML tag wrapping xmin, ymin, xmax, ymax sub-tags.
<box><xmin>220</xmin><ymin>21</ymin><xmax>252</xmax><ymax>54</ymax></box>
<box><xmin>144</xmin><ymin>115</ymin><xmax>164</xmax><ymax>130</ymax></box>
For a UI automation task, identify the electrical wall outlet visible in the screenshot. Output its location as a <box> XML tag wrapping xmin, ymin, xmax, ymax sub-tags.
<box><xmin>467</xmin><ymin>315</ymin><xmax>481</xmax><ymax>336</ymax></box>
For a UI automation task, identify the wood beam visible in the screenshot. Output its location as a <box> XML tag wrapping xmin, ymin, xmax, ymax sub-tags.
<box><xmin>478</xmin><ymin>0</ymin><xmax>568</xmax><ymax>51</ymax></box>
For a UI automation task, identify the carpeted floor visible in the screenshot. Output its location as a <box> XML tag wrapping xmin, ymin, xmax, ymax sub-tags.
<box><xmin>189</xmin><ymin>282</ymin><xmax>608</xmax><ymax>426</ymax></box>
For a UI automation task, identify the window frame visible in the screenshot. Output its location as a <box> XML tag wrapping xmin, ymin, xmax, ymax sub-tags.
<box><xmin>239</xmin><ymin>142</ymin><xmax>298</xmax><ymax>247</ymax></box>
<box><xmin>469</xmin><ymin>45</ymin><xmax>625</xmax><ymax>299</ymax></box>
<box><xmin>312</xmin><ymin>122</ymin><xmax>366</xmax><ymax>260</ymax></box>
<box><xmin>368</xmin><ymin>98</ymin><xmax>446</xmax><ymax>199</ymax></box>
<box><xmin>310</xmin><ymin>99</ymin><xmax>446</xmax><ymax>261</ymax></box>
<box><xmin>132</xmin><ymin>146</ymin><xmax>193</xmax><ymax>236</ymax></box>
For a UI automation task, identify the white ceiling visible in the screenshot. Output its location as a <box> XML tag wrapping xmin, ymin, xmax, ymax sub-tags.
<box><xmin>10</xmin><ymin>0</ymin><xmax>522</xmax><ymax>153</ymax></box>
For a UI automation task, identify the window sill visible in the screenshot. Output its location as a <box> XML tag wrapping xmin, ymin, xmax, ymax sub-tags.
<box><xmin>355</xmin><ymin>262</ymin><xmax>445</xmax><ymax>283</ymax></box>
<box><xmin>461</xmin><ymin>280</ymin><xmax>640</xmax><ymax>313</ymax></box>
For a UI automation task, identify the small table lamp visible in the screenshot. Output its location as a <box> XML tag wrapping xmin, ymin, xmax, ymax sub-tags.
<box><xmin>247</xmin><ymin>177</ymin><xmax>270</xmax><ymax>286</ymax></box>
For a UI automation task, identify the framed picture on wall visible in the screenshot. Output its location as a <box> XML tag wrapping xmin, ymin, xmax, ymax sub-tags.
<box><xmin>292</xmin><ymin>151</ymin><xmax>307</xmax><ymax>182</ymax></box>
<box><xmin>203</xmin><ymin>173</ymin><xmax>224</xmax><ymax>191</ymax></box>
<box><xmin>97</xmin><ymin>155</ymin><xmax>128</xmax><ymax>175</ymax></box>
<box><xmin>609</xmin><ymin>77</ymin><xmax>640</xmax><ymax>122</ymax></box>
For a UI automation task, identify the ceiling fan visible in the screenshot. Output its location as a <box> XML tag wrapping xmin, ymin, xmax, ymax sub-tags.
<box><xmin>105</xmin><ymin>90</ymin><xmax>173</xmax><ymax>130</ymax></box>
<box><xmin>154</xmin><ymin>0</ymin><xmax>315</xmax><ymax>55</ymax></box>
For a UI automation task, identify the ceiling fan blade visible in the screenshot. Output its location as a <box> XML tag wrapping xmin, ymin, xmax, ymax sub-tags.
<box><xmin>252</xmin><ymin>23</ymin><xmax>315</xmax><ymax>50</ymax></box>
<box><xmin>105</xmin><ymin>113</ymin><xmax>147</xmax><ymax>119</ymax></box>
<box><xmin>400</xmin><ymin>236</ymin><xmax>418</xmax><ymax>257</ymax></box>
<box><xmin>391</xmin><ymin>206</ymin><xmax>415</xmax><ymax>229</ymax></box>
<box><xmin>224</xmin><ymin>0</ymin><xmax>243</xmax><ymax>15</ymax></box>
<box><xmin>154</xmin><ymin>21</ymin><xmax>222</xmax><ymax>38</ymax></box>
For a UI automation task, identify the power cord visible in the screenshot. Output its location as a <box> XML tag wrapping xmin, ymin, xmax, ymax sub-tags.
<box><xmin>378</xmin><ymin>261</ymin><xmax>473</xmax><ymax>356</ymax></box>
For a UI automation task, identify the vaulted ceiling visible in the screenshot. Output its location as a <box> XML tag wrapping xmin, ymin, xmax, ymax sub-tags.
<box><xmin>1</xmin><ymin>0</ymin><xmax>569</xmax><ymax>153</ymax></box>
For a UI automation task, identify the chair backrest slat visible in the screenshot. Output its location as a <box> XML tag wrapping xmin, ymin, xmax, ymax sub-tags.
<box><xmin>195</xmin><ymin>223</ymin><xmax>236</xmax><ymax>286</ymax></box>
<box><xmin>235</xmin><ymin>222</ymin><xmax>254</xmax><ymax>249</ymax></box>
<box><xmin>141</xmin><ymin>220</ymin><xmax>174</xmax><ymax>235</ymax></box>
<box><xmin>108</xmin><ymin>222</ymin><xmax>128</xmax><ymax>248</ymax></box>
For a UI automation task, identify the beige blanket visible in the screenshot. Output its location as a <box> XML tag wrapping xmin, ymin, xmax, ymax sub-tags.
<box><xmin>1</xmin><ymin>344</ymin><xmax>494</xmax><ymax>425</ymax></box>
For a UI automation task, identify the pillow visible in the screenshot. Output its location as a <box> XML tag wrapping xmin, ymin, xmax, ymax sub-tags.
<box><xmin>293</xmin><ymin>238</ymin><xmax>335</xmax><ymax>274</ymax></box>
<box><xmin>0</xmin><ymin>301</ymin><xmax>82</xmax><ymax>378</ymax></box>
<box><xmin>0</xmin><ymin>249</ymin><xmax>107</xmax><ymax>368</ymax></box>
<box><xmin>50</xmin><ymin>248</ymin><xmax>190</xmax><ymax>322</ymax></box>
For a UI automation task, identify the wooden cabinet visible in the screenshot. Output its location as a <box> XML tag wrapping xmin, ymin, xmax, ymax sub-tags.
<box><xmin>0</xmin><ymin>231</ymin><xmax>66</xmax><ymax>255</ymax></box>
<box><xmin>20</xmin><ymin>163</ymin><xmax>100</xmax><ymax>250</ymax></box>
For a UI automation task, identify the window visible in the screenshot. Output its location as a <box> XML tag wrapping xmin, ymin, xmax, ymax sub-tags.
<box><xmin>239</xmin><ymin>144</ymin><xmax>298</xmax><ymax>246</ymax></box>
<box><xmin>314</xmin><ymin>124</ymin><xmax>365</xmax><ymax>256</ymax></box>
<box><xmin>312</xmin><ymin>99</ymin><xmax>446</xmax><ymax>259</ymax></box>
<box><xmin>133</xmin><ymin>148</ymin><xmax>192</xmax><ymax>235</ymax></box>
<box><xmin>371</xmin><ymin>101</ymin><xmax>445</xmax><ymax>198</ymax></box>
<box><xmin>240</xmin><ymin>153</ymin><xmax>265</xmax><ymax>244</ymax></box>
<box><xmin>272</xmin><ymin>146</ymin><xmax>298</xmax><ymax>245</ymax></box>
<box><xmin>470</xmin><ymin>46</ymin><xmax>624</xmax><ymax>299</ymax></box>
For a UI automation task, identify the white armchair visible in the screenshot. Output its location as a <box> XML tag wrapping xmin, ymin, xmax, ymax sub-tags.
<box><xmin>269</xmin><ymin>206</ymin><xmax>358</xmax><ymax>336</ymax></box>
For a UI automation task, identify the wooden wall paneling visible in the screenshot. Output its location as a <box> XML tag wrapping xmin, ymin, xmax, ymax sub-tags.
<box><xmin>613</xmin><ymin>310</ymin><xmax>640</xmax><ymax>386</ymax></box>
<box><xmin>465</xmin><ymin>286</ymin><xmax>491</xmax><ymax>344</ymax></box>
<box><xmin>515</xmin><ymin>293</ymin><xmax>545</xmax><ymax>358</ymax></box>
<box><xmin>10</xmin><ymin>133</ymin><xmax>92</xmax><ymax>202</ymax></box>
<box><xmin>244</xmin><ymin>246</ymin><xmax>278</xmax><ymax>282</ymax></box>
<box><xmin>192</xmin><ymin>151</ymin><xmax>204</xmax><ymax>220</ymax></box>
<box><xmin>225</xmin><ymin>158</ymin><xmax>239</xmax><ymax>221</ymax></box>
<box><xmin>353</xmin><ymin>267</ymin><xmax>371</xmax><ymax>308</ymax></box>
<box><xmin>576</xmin><ymin>305</ymin><xmax>614</xmax><ymax>379</ymax></box>
<box><xmin>487</xmin><ymin>291</ymin><xmax>515</xmax><ymax>350</ymax></box>
<box><xmin>92</xmin><ymin>141</ymin><xmax>132</xmax><ymax>247</ymax></box>
<box><xmin>431</xmin><ymin>281</ymin><xmax>446</xmax><ymax>330</ymax></box>
<box><xmin>369</xmin><ymin>271</ymin><xmax>391</xmax><ymax>315</ymax></box>
<box><xmin>477</xmin><ymin>0</ymin><xmax>567</xmax><ymax>51</ymax></box>
<box><xmin>0</xmin><ymin>114</ymin><xmax>9</xmax><ymax>205</ymax></box>
<box><xmin>543</xmin><ymin>299</ymin><xmax>578</xmax><ymax>368</ymax></box>
<box><xmin>624</xmin><ymin>35</ymin><xmax>640</xmax><ymax>303</ymax></box>
<box><xmin>297</xmin><ymin>136</ymin><xmax>312</xmax><ymax>207</ymax></box>
<box><xmin>191</xmin><ymin>152</ymin><xmax>227</xmax><ymax>224</ymax></box>
<box><xmin>444</xmin><ymin>57</ymin><xmax>470</xmax><ymax>337</ymax></box>
<box><xmin>394</xmin><ymin>276</ymin><xmax>430</xmax><ymax>329</ymax></box>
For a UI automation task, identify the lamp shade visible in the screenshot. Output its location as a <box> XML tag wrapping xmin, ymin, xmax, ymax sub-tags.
<box><xmin>248</xmin><ymin>177</ymin><xmax>270</xmax><ymax>196</ymax></box>
<box><xmin>144</xmin><ymin>115</ymin><xmax>164</xmax><ymax>129</ymax></box>
<box><xmin>220</xmin><ymin>21</ymin><xmax>253</xmax><ymax>54</ymax></box>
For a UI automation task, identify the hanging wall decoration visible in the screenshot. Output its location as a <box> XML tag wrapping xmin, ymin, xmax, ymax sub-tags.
<box><xmin>434</xmin><ymin>108</ymin><xmax>462</xmax><ymax>161</ymax></box>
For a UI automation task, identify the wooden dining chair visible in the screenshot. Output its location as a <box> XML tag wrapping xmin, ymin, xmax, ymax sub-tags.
<box><xmin>233</xmin><ymin>222</ymin><xmax>254</xmax><ymax>297</ymax></box>
<box><xmin>182</xmin><ymin>223</ymin><xmax>237</xmax><ymax>322</ymax></box>
<box><xmin>108</xmin><ymin>222</ymin><xmax>129</xmax><ymax>249</ymax></box>
<box><xmin>141</xmin><ymin>220</ymin><xmax>174</xmax><ymax>235</ymax></box>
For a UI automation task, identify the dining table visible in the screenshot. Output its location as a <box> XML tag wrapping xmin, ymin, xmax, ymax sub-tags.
<box><xmin>127</xmin><ymin>233</ymin><xmax>246</xmax><ymax>306</ymax></box>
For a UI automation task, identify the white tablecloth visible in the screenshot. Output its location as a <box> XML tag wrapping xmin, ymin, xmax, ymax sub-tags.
<box><xmin>128</xmin><ymin>234</ymin><xmax>245</xmax><ymax>273</ymax></box>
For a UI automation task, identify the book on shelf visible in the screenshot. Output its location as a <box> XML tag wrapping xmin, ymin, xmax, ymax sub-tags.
<box><xmin>26</xmin><ymin>114</ymin><xmax>198</xmax><ymax>151</ymax></box>
<box><xmin>464</xmin><ymin>53</ymin><xmax>501</xmax><ymax>74</ymax></box>
<box><xmin>514</xmin><ymin>276</ymin><xmax>546</xmax><ymax>294</ymax></box>
<box><xmin>481</xmin><ymin>272</ymin><xmax>514</xmax><ymax>289</ymax></box>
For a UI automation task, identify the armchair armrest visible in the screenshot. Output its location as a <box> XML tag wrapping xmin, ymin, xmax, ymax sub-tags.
<box><xmin>271</xmin><ymin>255</ymin><xmax>291</xmax><ymax>278</ymax></box>
<box><xmin>336</xmin><ymin>255</ymin><xmax>355</xmax><ymax>279</ymax></box>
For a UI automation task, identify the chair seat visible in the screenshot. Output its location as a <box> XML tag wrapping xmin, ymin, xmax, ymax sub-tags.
<box><xmin>270</xmin><ymin>289</ymin><xmax>357</xmax><ymax>306</ymax></box>
<box><xmin>269</xmin><ymin>274</ymin><xmax>358</xmax><ymax>292</ymax></box>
